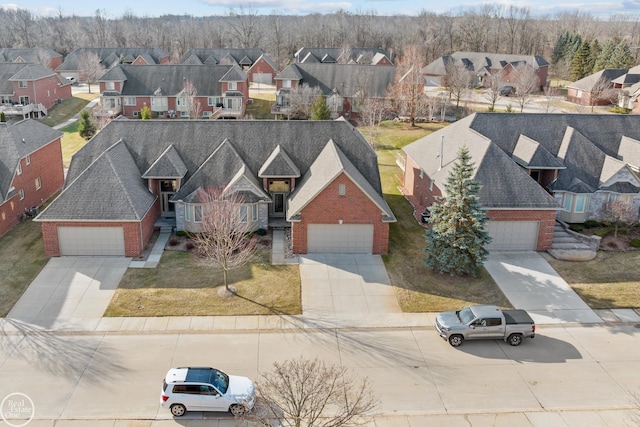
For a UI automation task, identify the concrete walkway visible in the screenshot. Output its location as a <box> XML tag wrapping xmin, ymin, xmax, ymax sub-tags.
<box><xmin>53</xmin><ymin>97</ymin><xmax>99</xmax><ymax>130</ymax></box>
<box><xmin>484</xmin><ymin>252</ymin><xmax>605</xmax><ymax>324</ymax></box>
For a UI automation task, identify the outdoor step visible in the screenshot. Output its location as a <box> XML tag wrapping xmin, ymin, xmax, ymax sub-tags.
<box><xmin>551</xmin><ymin>241</ymin><xmax>592</xmax><ymax>250</ymax></box>
<box><xmin>553</xmin><ymin>236</ymin><xmax>583</xmax><ymax>244</ymax></box>
<box><xmin>548</xmin><ymin>248</ymin><xmax>597</xmax><ymax>261</ymax></box>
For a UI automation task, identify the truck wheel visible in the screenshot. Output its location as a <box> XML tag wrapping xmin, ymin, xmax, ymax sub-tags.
<box><xmin>448</xmin><ymin>334</ymin><xmax>464</xmax><ymax>347</ymax></box>
<box><xmin>508</xmin><ymin>334</ymin><xmax>523</xmax><ymax>346</ymax></box>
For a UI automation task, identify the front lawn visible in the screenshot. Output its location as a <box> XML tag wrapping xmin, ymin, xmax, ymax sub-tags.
<box><xmin>104</xmin><ymin>250</ymin><xmax>301</xmax><ymax>317</ymax></box>
<box><xmin>547</xmin><ymin>251</ymin><xmax>640</xmax><ymax>309</ymax></box>
<box><xmin>373</xmin><ymin>121</ymin><xmax>511</xmax><ymax>312</ymax></box>
<box><xmin>37</xmin><ymin>94</ymin><xmax>95</xmax><ymax>128</ymax></box>
<box><xmin>0</xmin><ymin>220</ymin><xmax>49</xmax><ymax>317</ymax></box>
<box><xmin>60</xmin><ymin>121</ymin><xmax>87</xmax><ymax>168</ymax></box>
<box><xmin>246</xmin><ymin>92</ymin><xmax>276</xmax><ymax>119</ymax></box>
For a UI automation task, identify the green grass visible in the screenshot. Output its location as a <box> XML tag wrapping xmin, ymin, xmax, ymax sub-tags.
<box><xmin>104</xmin><ymin>250</ymin><xmax>301</xmax><ymax>317</ymax></box>
<box><xmin>547</xmin><ymin>252</ymin><xmax>640</xmax><ymax>309</ymax></box>
<box><xmin>373</xmin><ymin>121</ymin><xmax>512</xmax><ymax>312</ymax></box>
<box><xmin>37</xmin><ymin>95</ymin><xmax>94</xmax><ymax>127</ymax></box>
<box><xmin>0</xmin><ymin>220</ymin><xmax>49</xmax><ymax>317</ymax></box>
<box><xmin>60</xmin><ymin>122</ymin><xmax>86</xmax><ymax>168</ymax></box>
<box><xmin>246</xmin><ymin>93</ymin><xmax>276</xmax><ymax>119</ymax></box>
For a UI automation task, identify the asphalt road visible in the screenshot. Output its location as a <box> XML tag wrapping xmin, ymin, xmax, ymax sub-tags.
<box><xmin>1</xmin><ymin>323</ymin><xmax>639</xmax><ymax>425</ymax></box>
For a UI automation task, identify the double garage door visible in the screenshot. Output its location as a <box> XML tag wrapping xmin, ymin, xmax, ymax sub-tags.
<box><xmin>486</xmin><ymin>221</ymin><xmax>539</xmax><ymax>251</ymax></box>
<box><xmin>307</xmin><ymin>224</ymin><xmax>373</xmax><ymax>253</ymax></box>
<box><xmin>252</xmin><ymin>73</ymin><xmax>273</xmax><ymax>85</ymax></box>
<box><xmin>58</xmin><ymin>226</ymin><xmax>125</xmax><ymax>256</ymax></box>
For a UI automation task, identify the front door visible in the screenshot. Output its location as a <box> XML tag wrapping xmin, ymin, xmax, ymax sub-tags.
<box><xmin>160</xmin><ymin>180</ymin><xmax>177</xmax><ymax>217</ymax></box>
<box><xmin>272</xmin><ymin>193</ymin><xmax>285</xmax><ymax>217</ymax></box>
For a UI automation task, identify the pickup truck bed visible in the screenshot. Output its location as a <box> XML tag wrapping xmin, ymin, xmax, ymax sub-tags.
<box><xmin>503</xmin><ymin>309</ymin><xmax>534</xmax><ymax>325</ymax></box>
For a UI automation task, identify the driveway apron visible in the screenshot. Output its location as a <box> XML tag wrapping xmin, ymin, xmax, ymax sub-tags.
<box><xmin>7</xmin><ymin>256</ymin><xmax>131</xmax><ymax>330</ymax></box>
<box><xmin>299</xmin><ymin>254</ymin><xmax>401</xmax><ymax>327</ymax></box>
<box><xmin>484</xmin><ymin>251</ymin><xmax>603</xmax><ymax>324</ymax></box>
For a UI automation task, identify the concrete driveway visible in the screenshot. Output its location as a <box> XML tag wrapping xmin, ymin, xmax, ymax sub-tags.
<box><xmin>7</xmin><ymin>257</ymin><xmax>130</xmax><ymax>330</ymax></box>
<box><xmin>484</xmin><ymin>252</ymin><xmax>603</xmax><ymax>324</ymax></box>
<box><xmin>299</xmin><ymin>254</ymin><xmax>402</xmax><ymax>327</ymax></box>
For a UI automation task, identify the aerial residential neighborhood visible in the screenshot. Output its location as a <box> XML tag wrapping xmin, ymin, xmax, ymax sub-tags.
<box><xmin>1</xmin><ymin>4</ymin><xmax>640</xmax><ymax>427</ymax></box>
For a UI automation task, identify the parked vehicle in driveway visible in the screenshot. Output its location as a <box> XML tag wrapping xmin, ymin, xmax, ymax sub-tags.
<box><xmin>499</xmin><ymin>85</ymin><xmax>516</xmax><ymax>96</ymax></box>
<box><xmin>435</xmin><ymin>305</ymin><xmax>535</xmax><ymax>347</ymax></box>
<box><xmin>160</xmin><ymin>367</ymin><xmax>255</xmax><ymax>417</ymax></box>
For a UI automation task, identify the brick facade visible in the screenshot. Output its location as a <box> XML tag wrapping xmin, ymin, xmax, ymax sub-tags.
<box><xmin>402</xmin><ymin>155</ymin><xmax>556</xmax><ymax>251</ymax></box>
<box><xmin>291</xmin><ymin>172</ymin><xmax>390</xmax><ymax>254</ymax></box>
<box><xmin>247</xmin><ymin>57</ymin><xmax>277</xmax><ymax>83</ymax></box>
<box><xmin>13</xmin><ymin>75</ymin><xmax>72</xmax><ymax>109</ymax></box>
<box><xmin>0</xmin><ymin>137</ymin><xmax>63</xmax><ymax>237</ymax></box>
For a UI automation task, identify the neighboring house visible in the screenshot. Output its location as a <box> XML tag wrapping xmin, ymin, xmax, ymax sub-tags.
<box><xmin>294</xmin><ymin>48</ymin><xmax>393</xmax><ymax>65</ymax></box>
<box><xmin>0</xmin><ymin>48</ymin><xmax>63</xmax><ymax>70</ymax></box>
<box><xmin>422</xmin><ymin>52</ymin><xmax>549</xmax><ymax>90</ymax></box>
<box><xmin>35</xmin><ymin>119</ymin><xmax>395</xmax><ymax>257</ymax></box>
<box><xmin>55</xmin><ymin>47</ymin><xmax>170</xmax><ymax>83</ymax></box>
<box><xmin>96</xmin><ymin>64</ymin><xmax>248</xmax><ymax>119</ymax></box>
<box><xmin>613</xmin><ymin>65</ymin><xmax>640</xmax><ymax>112</ymax></box>
<box><xmin>272</xmin><ymin>63</ymin><xmax>395</xmax><ymax>120</ymax></box>
<box><xmin>179</xmin><ymin>48</ymin><xmax>278</xmax><ymax>85</ymax></box>
<box><xmin>0</xmin><ymin>119</ymin><xmax>64</xmax><ymax>237</ymax></box>
<box><xmin>0</xmin><ymin>63</ymin><xmax>72</xmax><ymax>119</ymax></box>
<box><xmin>566</xmin><ymin>69</ymin><xmax>627</xmax><ymax>106</ymax></box>
<box><xmin>401</xmin><ymin>113</ymin><xmax>640</xmax><ymax>251</ymax></box>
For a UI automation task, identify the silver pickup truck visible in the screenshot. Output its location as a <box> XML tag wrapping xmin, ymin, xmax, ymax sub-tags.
<box><xmin>435</xmin><ymin>305</ymin><xmax>535</xmax><ymax>347</ymax></box>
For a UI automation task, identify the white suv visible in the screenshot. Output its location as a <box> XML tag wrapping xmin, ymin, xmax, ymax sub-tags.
<box><xmin>160</xmin><ymin>367</ymin><xmax>255</xmax><ymax>417</ymax></box>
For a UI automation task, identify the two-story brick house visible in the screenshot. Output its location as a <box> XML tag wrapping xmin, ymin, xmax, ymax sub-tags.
<box><xmin>0</xmin><ymin>119</ymin><xmax>64</xmax><ymax>237</ymax></box>
<box><xmin>96</xmin><ymin>64</ymin><xmax>248</xmax><ymax>119</ymax></box>
<box><xmin>294</xmin><ymin>48</ymin><xmax>394</xmax><ymax>65</ymax></box>
<box><xmin>0</xmin><ymin>48</ymin><xmax>63</xmax><ymax>70</ymax></box>
<box><xmin>0</xmin><ymin>63</ymin><xmax>72</xmax><ymax>119</ymax></box>
<box><xmin>179</xmin><ymin>48</ymin><xmax>278</xmax><ymax>85</ymax></box>
<box><xmin>272</xmin><ymin>63</ymin><xmax>395</xmax><ymax>120</ymax></box>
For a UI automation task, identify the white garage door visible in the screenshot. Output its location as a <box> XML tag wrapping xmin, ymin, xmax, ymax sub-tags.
<box><xmin>307</xmin><ymin>224</ymin><xmax>374</xmax><ymax>253</ymax></box>
<box><xmin>252</xmin><ymin>73</ymin><xmax>273</xmax><ymax>85</ymax></box>
<box><xmin>58</xmin><ymin>226</ymin><xmax>125</xmax><ymax>256</ymax></box>
<box><xmin>486</xmin><ymin>221</ymin><xmax>539</xmax><ymax>251</ymax></box>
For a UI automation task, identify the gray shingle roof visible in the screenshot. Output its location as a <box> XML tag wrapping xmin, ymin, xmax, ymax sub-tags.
<box><xmin>0</xmin><ymin>63</ymin><xmax>32</xmax><ymax>95</ymax></box>
<box><xmin>423</xmin><ymin>52</ymin><xmax>548</xmax><ymax>75</ymax></box>
<box><xmin>408</xmin><ymin>113</ymin><xmax>640</xmax><ymax>204</ymax></box>
<box><xmin>258</xmin><ymin>145</ymin><xmax>301</xmax><ymax>177</ymax></box>
<box><xmin>98</xmin><ymin>64</ymin><xmax>245</xmax><ymax>96</ymax></box>
<box><xmin>178</xmin><ymin>49</ymin><xmax>267</xmax><ymax>65</ymax></box>
<box><xmin>295</xmin><ymin>48</ymin><xmax>392</xmax><ymax>65</ymax></box>
<box><xmin>568</xmin><ymin>69</ymin><xmax>627</xmax><ymax>91</ymax></box>
<box><xmin>274</xmin><ymin>63</ymin><xmax>395</xmax><ymax>97</ymax></box>
<box><xmin>47</xmin><ymin>120</ymin><xmax>388</xmax><ymax>222</ymax></box>
<box><xmin>7</xmin><ymin>63</ymin><xmax>55</xmax><ymax>81</ymax></box>
<box><xmin>0</xmin><ymin>120</ymin><xmax>62</xmax><ymax>204</ymax></box>
<box><xmin>56</xmin><ymin>48</ymin><xmax>169</xmax><ymax>72</ymax></box>
<box><xmin>0</xmin><ymin>48</ymin><xmax>61</xmax><ymax>64</ymax></box>
<box><xmin>37</xmin><ymin>140</ymin><xmax>156</xmax><ymax>221</ymax></box>
<box><xmin>142</xmin><ymin>144</ymin><xmax>188</xmax><ymax>179</ymax></box>
<box><xmin>287</xmin><ymin>139</ymin><xmax>395</xmax><ymax>221</ymax></box>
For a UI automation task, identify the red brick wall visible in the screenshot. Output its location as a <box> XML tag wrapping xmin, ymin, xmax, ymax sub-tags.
<box><xmin>291</xmin><ymin>172</ymin><xmax>390</xmax><ymax>254</ymax></box>
<box><xmin>248</xmin><ymin>58</ymin><xmax>276</xmax><ymax>82</ymax></box>
<box><xmin>13</xmin><ymin>75</ymin><xmax>70</xmax><ymax>109</ymax></box>
<box><xmin>487</xmin><ymin>209</ymin><xmax>556</xmax><ymax>251</ymax></box>
<box><xmin>41</xmin><ymin>203</ymin><xmax>159</xmax><ymax>257</ymax></box>
<box><xmin>403</xmin><ymin>155</ymin><xmax>556</xmax><ymax>251</ymax></box>
<box><xmin>0</xmin><ymin>138</ymin><xmax>64</xmax><ymax>237</ymax></box>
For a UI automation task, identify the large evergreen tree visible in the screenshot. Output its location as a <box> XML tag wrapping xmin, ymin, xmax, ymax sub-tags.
<box><xmin>594</xmin><ymin>40</ymin><xmax>616</xmax><ymax>71</ymax></box>
<box><xmin>588</xmin><ymin>39</ymin><xmax>600</xmax><ymax>73</ymax></box>
<box><xmin>310</xmin><ymin>95</ymin><xmax>331</xmax><ymax>120</ymax></box>
<box><xmin>424</xmin><ymin>146</ymin><xmax>491</xmax><ymax>276</ymax></box>
<box><xmin>78</xmin><ymin>109</ymin><xmax>96</xmax><ymax>139</ymax></box>
<box><xmin>571</xmin><ymin>40</ymin><xmax>591</xmax><ymax>81</ymax></box>
<box><xmin>610</xmin><ymin>40</ymin><xmax>635</xmax><ymax>69</ymax></box>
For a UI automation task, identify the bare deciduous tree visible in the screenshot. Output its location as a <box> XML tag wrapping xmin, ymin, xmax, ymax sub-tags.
<box><xmin>444</xmin><ymin>64</ymin><xmax>473</xmax><ymax>108</ymax></box>
<box><xmin>77</xmin><ymin>51</ymin><xmax>105</xmax><ymax>93</ymax></box>
<box><xmin>393</xmin><ymin>45</ymin><xmax>427</xmax><ymax>127</ymax></box>
<box><xmin>604</xmin><ymin>199</ymin><xmax>637</xmax><ymax>237</ymax></box>
<box><xmin>180</xmin><ymin>80</ymin><xmax>202</xmax><ymax>119</ymax></box>
<box><xmin>512</xmin><ymin>63</ymin><xmax>540</xmax><ymax>113</ymax></box>
<box><xmin>286</xmin><ymin>84</ymin><xmax>322</xmax><ymax>120</ymax></box>
<box><xmin>251</xmin><ymin>357</ymin><xmax>378</xmax><ymax>427</ymax></box>
<box><xmin>193</xmin><ymin>188</ymin><xmax>258</xmax><ymax>294</ymax></box>
<box><xmin>357</xmin><ymin>97</ymin><xmax>390</xmax><ymax>148</ymax></box>
<box><xmin>589</xmin><ymin>77</ymin><xmax>618</xmax><ymax>111</ymax></box>
<box><xmin>483</xmin><ymin>71</ymin><xmax>505</xmax><ymax>111</ymax></box>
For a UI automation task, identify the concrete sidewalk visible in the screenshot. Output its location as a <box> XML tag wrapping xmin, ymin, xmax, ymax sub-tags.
<box><xmin>53</xmin><ymin>97</ymin><xmax>99</xmax><ymax>130</ymax></box>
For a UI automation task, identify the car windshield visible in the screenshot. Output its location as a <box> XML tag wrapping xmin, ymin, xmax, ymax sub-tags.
<box><xmin>457</xmin><ymin>307</ymin><xmax>475</xmax><ymax>324</ymax></box>
<box><xmin>213</xmin><ymin>370</ymin><xmax>229</xmax><ymax>394</ymax></box>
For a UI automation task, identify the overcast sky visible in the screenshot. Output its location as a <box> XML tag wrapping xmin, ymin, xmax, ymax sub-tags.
<box><xmin>5</xmin><ymin>0</ymin><xmax>640</xmax><ymax>18</ymax></box>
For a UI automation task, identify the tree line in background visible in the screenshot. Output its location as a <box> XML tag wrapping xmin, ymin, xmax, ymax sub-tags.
<box><xmin>553</xmin><ymin>32</ymin><xmax>636</xmax><ymax>81</ymax></box>
<box><xmin>3</xmin><ymin>5</ymin><xmax>640</xmax><ymax>75</ymax></box>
